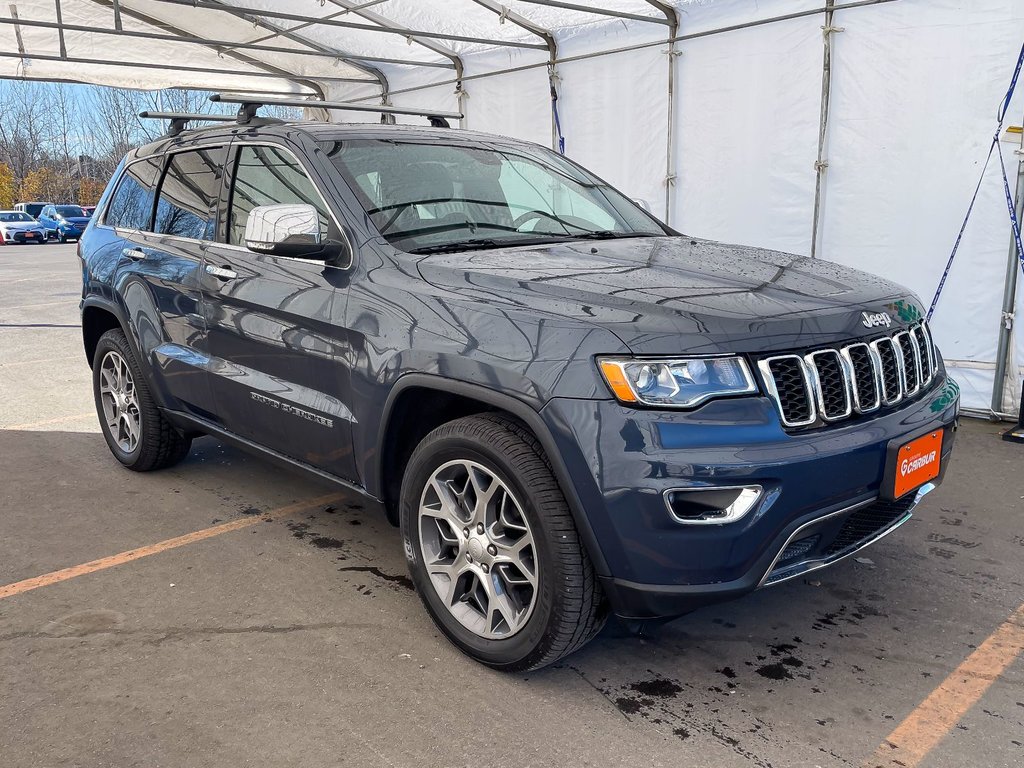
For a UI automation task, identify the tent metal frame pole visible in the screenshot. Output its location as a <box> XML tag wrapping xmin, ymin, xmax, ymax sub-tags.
<box><xmin>53</xmin><ymin>0</ymin><xmax>67</xmax><ymax>59</ymax></box>
<box><xmin>0</xmin><ymin>14</ymin><xmax>428</xmax><ymax>71</ymax></box>
<box><xmin>340</xmin><ymin>0</ymin><xmax>902</xmax><ymax>105</ymax></box>
<box><xmin>164</xmin><ymin>0</ymin><xmax>395</xmax><ymax>104</ymax></box>
<box><xmin>325</xmin><ymin>0</ymin><xmax>465</xmax><ymax>124</ymax></box>
<box><xmin>0</xmin><ymin>49</ymin><xmax>354</xmax><ymax>87</ymax></box>
<box><xmin>514</xmin><ymin>0</ymin><xmax>670</xmax><ymax>26</ymax></box>
<box><xmin>810</xmin><ymin>0</ymin><xmax>840</xmax><ymax>259</ymax></box>
<box><xmin>111</xmin><ymin>0</ymin><xmax>122</xmax><ymax>30</ymax></box>
<box><xmin>87</xmin><ymin>0</ymin><xmax>328</xmax><ymax>97</ymax></box>
<box><xmin>648</xmin><ymin>1</ymin><xmax>678</xmax><ymax>224</ymax></box>
<box><xmin>148</xmin><ymin>0</ymin><xmax>548</xmax><ymax>51</ymax></box>
<box><xmin>991</xmin><ymin>129</ymin><xmax>1024</xmax><ymax>415</ymax></box>
<box><xmin>469</xmin><ymin>0</ymin><xmax>560</xmax><ymax>150</ymax></box>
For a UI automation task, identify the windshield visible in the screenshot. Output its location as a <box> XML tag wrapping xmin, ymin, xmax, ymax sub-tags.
<box><xmin>22</xmin><ymin>204</ymin><xmax>45</xmax><ymax>217</ymax></box>
<box><xmin>321</xmin><ymin>139</ymin><xmax>666</xmax><ymax>253</ymax></box>
<box><xmin>56</xmin><ymin>205</ymin><xmax>85</xmax><ymax>218</ymax></box>
<box><xmin>0</xmin><ymin>212</ymin><xmax>32</xmax><ymax>222</ymax></box>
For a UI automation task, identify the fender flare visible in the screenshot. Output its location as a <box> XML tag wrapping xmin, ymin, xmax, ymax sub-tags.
<box><xmin>374</xmin><ymin>373</ymin><xmax>610</xmax><ymax>576</ymax></box>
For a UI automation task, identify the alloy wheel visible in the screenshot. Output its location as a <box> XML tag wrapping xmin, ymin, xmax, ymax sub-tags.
<box><xmin>418</xmin><ymin>459</ymin><xmax>539</xmax><ymax>639</ymax></box>
<box><xmin>98</xmin><ymin>350</ymin><xmax>141</xmax><ymax>454</ymax></box>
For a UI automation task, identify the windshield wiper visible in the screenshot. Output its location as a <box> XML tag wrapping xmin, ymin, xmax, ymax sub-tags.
<box><xmin>406</xmin><ymin>238</ymin><xmax>504</xmax><ymax>254</ymax></box>
<box><xmin>570</xmin><ymin>230</ymin><xmax>657</xmax><ymax>240</ymax></box>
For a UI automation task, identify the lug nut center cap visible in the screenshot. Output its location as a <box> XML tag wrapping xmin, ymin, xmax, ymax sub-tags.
<box><xmin>467</xmin><ymin>538</ymin><xmax>485</xmax><ymax>561</ymax></box>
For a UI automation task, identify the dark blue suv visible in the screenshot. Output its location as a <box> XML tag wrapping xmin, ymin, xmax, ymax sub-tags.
<box><xmin>79</xmin><ymin>117</ymin><xmax>959</xmax><ymax>671</ymax></box>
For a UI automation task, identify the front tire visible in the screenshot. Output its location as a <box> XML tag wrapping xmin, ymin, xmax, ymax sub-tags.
<box><xmin>92</xmin><ymin>329</ymin><xmax>192</xmax><ymax>471</ymax></box>
<box><xmin>401</xmin><ymin>414</ymin><xmax>605</xmax><ymax>671</ymax></box>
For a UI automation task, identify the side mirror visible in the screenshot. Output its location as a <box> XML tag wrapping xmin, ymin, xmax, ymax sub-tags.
<box><xmin>244</xmin><ymin>203</ymin><xmax>346</xmax><ymax>262</ymax></box>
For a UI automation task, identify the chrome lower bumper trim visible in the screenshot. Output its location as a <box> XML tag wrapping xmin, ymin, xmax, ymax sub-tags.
<box><xmin>758</xmin><ymin>482</ymin><xmax>936</xmax><ymax>588</ymax></box>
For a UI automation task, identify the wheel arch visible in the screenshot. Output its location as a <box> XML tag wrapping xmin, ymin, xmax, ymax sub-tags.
<box><xmin>81</xmin><ymin>298</ymin><xmax>129</xmax><ymax>368</ymax></box>
<box><xmin>373</xmin><ymin>374</ymin><xmax>609</xmax><ymax>576</ymax></box>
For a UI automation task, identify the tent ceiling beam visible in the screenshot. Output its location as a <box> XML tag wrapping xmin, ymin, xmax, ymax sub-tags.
<box><xmin>149</xmin><ymin>0</ymin><xmax>548</xmax><ymax>51</ymax></box>
<box><xmin>91</xmin><ymin>0</ymin><xmax>327</xmax><ymax>96</ymax></box>
<box><xmin>514</xmin><ymin>0</ymin><xmax>671</xmax><ymax>26</ymax></box>
<box><xmin>325</xmin><ymin>0</ymin><xmax>463</xmax><ymax>81</ymax></box>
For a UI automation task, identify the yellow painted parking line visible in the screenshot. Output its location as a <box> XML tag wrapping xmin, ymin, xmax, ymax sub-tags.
<box><xmin>865</xmin><ymin>602</ymin><xmax>1024</xmax><ymax>767</ymax></box>
<box><xmin>0</xmin><ymin>493</ymin><xmax>346</xmax><ymax>600</ymax></box>
<box><xmin>4</xmin><ymin>412</ymin><xmax>95</xmax><ymax>430</ymax></box>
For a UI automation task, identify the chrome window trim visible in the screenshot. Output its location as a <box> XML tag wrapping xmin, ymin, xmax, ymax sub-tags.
<box><xmin>758</xmin><ymin>354</ymin><xmax>817</xmax><ymax>428</ymax></box>
<box><xmin>871</xmin><ymin>337</ymin><xmax>904</xmax><ymax>406</ymax></box>
<box><xmin>840</xmin><ymin>342</ymin><xmax>882</xmax><ymax>413</ymax></box>
<box><xmin>804</xmin><ymin>349</ymin><xmax>853</xmax><ymax>421</ymax></box>
<box><xmin>229</xmin><ymin>140</ymin><xmax>354</xmax><ymax>271</ymax></box>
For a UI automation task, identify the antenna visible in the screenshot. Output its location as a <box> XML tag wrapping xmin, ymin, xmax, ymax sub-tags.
<box><xmin>138</xmin><ymin>111</ymin><xmax>236</xmax><ymax>137</ymax></box>
<box><xmin>209</xmin><ymin>93</ymin><xmax>462</xmax><ymax>128</ymax></box>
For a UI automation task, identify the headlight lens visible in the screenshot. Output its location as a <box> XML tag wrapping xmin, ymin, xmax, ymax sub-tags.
<box><xmin>598</xmin><ymin>356</ymin><xmax>757</xmax><ymax>408</ymax></box>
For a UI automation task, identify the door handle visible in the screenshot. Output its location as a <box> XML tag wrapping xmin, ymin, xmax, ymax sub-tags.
<box><xmin>205</xmin><ymin>264</ymin><xmax>238</xmax><ymax>280</ymax></box>
<box><xmin>122</xmin><ymin>247</ymin><xmax>147</xmax><ymax>261</ymax></box>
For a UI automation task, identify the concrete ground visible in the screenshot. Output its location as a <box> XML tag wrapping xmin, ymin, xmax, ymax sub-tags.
<box><xmin>1</xmin><ymin>243</ymin><xmax>1021</xmax><ymax>768</ymax></box>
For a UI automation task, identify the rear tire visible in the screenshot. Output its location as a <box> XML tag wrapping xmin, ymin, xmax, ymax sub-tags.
<box><xmin>401</xmin><ymin>413</ymin><xmax>606</xmax><ymax>671</ymax></box>
<box><xmin>92</xmin><ymin>328</ymin><xmax>192</xmax><ymax>471</ymax></box>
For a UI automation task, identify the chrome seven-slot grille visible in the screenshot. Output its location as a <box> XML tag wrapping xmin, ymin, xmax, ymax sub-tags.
<box><xmin>758</xmin><ymin>322</ymin><xmax>938</xmax><ymax>428</ymax></box>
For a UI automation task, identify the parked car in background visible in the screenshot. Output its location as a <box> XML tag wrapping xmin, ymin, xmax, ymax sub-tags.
<box><xmin>81</xmin><ymin>205</ymin><xmax>97</xmax><ymax>217</ymax></box>
<box><xmin>38</xmin><ymin>204</ymin><xmax>91</xmax><ymax>242</ymax></box>
<box><xmin>0</xmin><ymin>210</ymin><xmax>47</xmax><ymax>244</ymax></box>
<box><xmin>14</xmin><ymin>202</ymin><xmax>52</xmax><ymax>219</ymax></box>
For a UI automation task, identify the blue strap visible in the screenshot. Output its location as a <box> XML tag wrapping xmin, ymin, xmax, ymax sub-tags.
<box><xmin>927</xmin><ymin>41</ymin><xmax>1024</xmax><ymax>320</ymax></box>
<box><xmin>549</xmin><ymin>70</ymin><xmax>566</xmax><ymax>155</ymax></box>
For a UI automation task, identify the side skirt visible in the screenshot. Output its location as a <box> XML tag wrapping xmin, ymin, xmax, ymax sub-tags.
<box><xmin>162</xmin><ymin>408</ymin><xmax>383</xmax><ymax>513</ymax></box>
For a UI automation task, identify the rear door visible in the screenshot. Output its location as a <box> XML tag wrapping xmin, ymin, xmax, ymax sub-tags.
<box><xmin>107</xmin><ymin>151</ymin><xmax>217</xmax><ymax>417</ymax></box>
<box><xmin>200</xmin><ymin>140</ymin><xmax>357</xmax><ymax>480</ymax></box>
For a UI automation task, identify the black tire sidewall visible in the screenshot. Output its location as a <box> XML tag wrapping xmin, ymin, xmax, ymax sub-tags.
<box><xmin>401</xmin><ymin>432</ymin><xmax>566</xmax><ymax>669</ymax></box>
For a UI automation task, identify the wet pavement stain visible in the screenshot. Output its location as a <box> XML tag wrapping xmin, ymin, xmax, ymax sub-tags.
<box><xmin>337</xmin><ymin>565</ymin><xmax>414</xmax><ymax>591</ymax></box>
<box><xmin>309</xmin><ymin>536</ymin><xmax>344</xmax><ymax>549</ymax></box>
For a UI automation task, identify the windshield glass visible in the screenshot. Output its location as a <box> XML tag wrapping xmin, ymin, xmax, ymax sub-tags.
<box><xmin>0</xmin><ymin>212</ymin><xmax>32</xmax><ymax>222</ymax></box>
<box><xmin>56</xmin><ymin>205</ymin><xmax>85</xmax><ymax>217</ymax></box>
<box><xmin>321</xmin><ymin>139</ymin><xmax>666</xmax><ymax>253</ymax></box>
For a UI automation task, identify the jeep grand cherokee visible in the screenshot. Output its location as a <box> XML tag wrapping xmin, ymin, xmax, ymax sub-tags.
<box><xmin>79</xmin><ymin>117</ymin><xmax>959</xmax><ymax>671</ymax></box>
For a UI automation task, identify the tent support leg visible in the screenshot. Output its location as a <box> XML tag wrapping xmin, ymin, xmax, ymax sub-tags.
<box><xmin>991</xmin><ymin>146</ymin><xmax>1024</xmax><ymax>414</ymax></box>
<box><xmin>810</xmin><ymin>0</ymin><xmax>841</xmax><ymax>259</ymax></box>
<box><xmin>663</xmin><ymin>15</ymin><xmax>679</xmax><ymax>225</ymax></box>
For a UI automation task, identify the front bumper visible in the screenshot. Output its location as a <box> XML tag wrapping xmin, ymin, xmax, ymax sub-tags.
<box><xmin>540</xmin><ymin>372</ymin><xmax>959</xmax><ymax>619</ymax></box>
<box><xmin>2</xmin><ymin>229</ymin><xmax>45</xmax><ymax>243</ymax></box>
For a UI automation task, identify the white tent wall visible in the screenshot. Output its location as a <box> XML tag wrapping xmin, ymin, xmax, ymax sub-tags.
<box><xmin>673</xmin><ymin>10</ymin><xmax>823</xmax><ymax>255</ymax></box>
<box><xmin>3</xmin><ymin>0</ymin><xmax>1023</xmax><ymax>414</ymax></box>
<box><xmin>818</xmin><ymin>0</ymin><xmax>1024</xmax><ymax>413</ymax></box>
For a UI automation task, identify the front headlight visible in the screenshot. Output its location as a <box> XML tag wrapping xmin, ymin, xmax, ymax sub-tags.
<box><xmin>598</xmin><ymin>356</ymin><xmax>757</xmax><ymax>408</ymax></box>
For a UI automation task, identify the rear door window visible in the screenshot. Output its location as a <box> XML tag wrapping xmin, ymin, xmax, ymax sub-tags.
<box><xmin>154</xmin><ymin>146</ymin><xmax>229</xmax><ymax>241</ymax></box>
<box><xmin>105</xmin><ymin>157</ymin><xmax>162</xmax><ymax>231</ymax></box>
<box><xmin>228</xmin><ymin>145</ymin><xmax>330</xmax><ymax>246</ymax></box>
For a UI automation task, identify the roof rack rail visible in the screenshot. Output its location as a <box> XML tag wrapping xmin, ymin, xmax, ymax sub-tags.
<box><xmin>138</xmin><ymin>111</ymin><xmax>236</xmax><ymax>137</ymax></box>
<box><xmin>209</xmin><ymin>93</ymin><xmax>463</xmax><ymax>128</ymax></box>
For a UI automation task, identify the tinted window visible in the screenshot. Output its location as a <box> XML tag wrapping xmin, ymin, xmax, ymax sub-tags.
<box><xmin>228</xmin><ymin>145</ymin><xmax>329</xmax><ymax>246</ymax></box>
<box><xmin>155</xmin><ymin>146</ymin><xmax>228</xmax><ymax>240</ymax></box>
<box><xmin>106</xmin><ymin>157</ymin><xmax>162</xmax><ymax>231</ymax></box>
<box><xmin>56</xmin><ymin>206</ymin><xmax>85</xmax><ymax>217</ymax></box>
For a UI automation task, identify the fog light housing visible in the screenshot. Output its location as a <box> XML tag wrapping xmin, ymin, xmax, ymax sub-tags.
<box><xmin>663</xmin><ymin>485</ymin><xmax>763</xmax><ymax>525</ymax></box>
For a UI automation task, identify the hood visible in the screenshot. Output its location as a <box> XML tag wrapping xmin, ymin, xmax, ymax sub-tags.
<box><xmin>59</xmin><ymin>217</ymin><xmax>91</xmax><ymax>226</ymax></box>
<box><xmin>0</xmin><ymin>221</ymin><xmax>43</xmax><ymax>232</ymax></box>
<box><xmin>414</xmin><ymin>236</ymin><xmax>923</xmax><ymax>355</ymax></box>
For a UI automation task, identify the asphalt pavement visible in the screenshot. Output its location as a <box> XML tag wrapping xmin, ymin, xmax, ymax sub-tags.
<box><xmin>1</xmin><ymin>243</ymin><xmax>1021</xmax><ymax>767</ymax></box>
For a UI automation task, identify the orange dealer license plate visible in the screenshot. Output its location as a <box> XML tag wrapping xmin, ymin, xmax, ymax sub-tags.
<box><xmin>891</xmin><ymin>429</ymin><xmax>943</xmax><ymax>498</ymax></box>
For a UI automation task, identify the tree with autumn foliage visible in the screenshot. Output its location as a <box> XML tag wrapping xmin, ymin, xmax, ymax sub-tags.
<box><xmin>0</xmin><ymin>163</ymin><xmax>15</xmax><ymax>210</ymax></box>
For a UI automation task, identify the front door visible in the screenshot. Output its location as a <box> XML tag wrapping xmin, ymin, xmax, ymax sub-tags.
<box><xmin>201</xmin><ymin>141</ymin><xmax>357</xmax><ymax>481</ymax></box>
